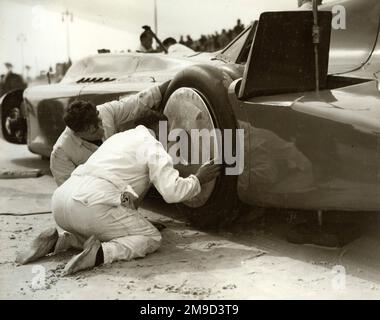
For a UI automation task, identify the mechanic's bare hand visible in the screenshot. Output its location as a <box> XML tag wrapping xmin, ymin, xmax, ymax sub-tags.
<box><xmin>195</xmin><ymin>160</ymin><xmax>222</xmax><ymax>185</ymax></box>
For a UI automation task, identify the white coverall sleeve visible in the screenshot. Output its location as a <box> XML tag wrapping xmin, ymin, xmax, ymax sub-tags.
<box><xmin>97</xmin><ymin>86</ymin><xmax>162</xmax><ymax>139</ymax></box>
<box><xmin>50</xmin><ymin>147</ymin><xmax>76</xmax><ymax>186</ymax></box>
<box><xmin>147</xmin><ymin>141</ymin><xmax>201</xmax><ymax>203</ymax></box>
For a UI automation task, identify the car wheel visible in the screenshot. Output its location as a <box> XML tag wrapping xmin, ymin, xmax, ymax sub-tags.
<box><xmin>1</xmin><ymin>90</ymin><xmax>27</xmax><ymax>144</ymax></box>
<box><xmin>161</xmin><ymin>65</ymin><xmax>242</xmax><ymax>229</ymax></box>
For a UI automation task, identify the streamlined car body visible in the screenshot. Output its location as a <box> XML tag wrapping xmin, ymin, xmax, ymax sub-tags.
<box><xmin>2</xmin><ymin>0</ymin><xmax>380</xmax><ymax>226</ymax></box>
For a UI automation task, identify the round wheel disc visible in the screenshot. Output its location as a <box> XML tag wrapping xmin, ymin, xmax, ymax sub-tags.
<box><xmin>163</xmin><ymin>87</ymin><xmax>219</xmax><ymax>208</ymax></box>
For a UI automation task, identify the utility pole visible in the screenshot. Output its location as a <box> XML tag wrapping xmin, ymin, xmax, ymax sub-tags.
<box><xmin>17</xmin><ymin>33</ymin><xmax>27</xmax><ymax>77</ymax></box>
<box><xmin>154</xmin><ymin>0</ymin><xmax>158</xmax><ymax>35</ymax></box>
<box><xmin>62</xmin><ymin>10</ymin><xmax>74</xmax><ymax>62</ymax></box>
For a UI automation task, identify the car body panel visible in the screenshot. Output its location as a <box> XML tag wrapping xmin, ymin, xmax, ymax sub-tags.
<box><xmin>218</xmin><ymin>0</ymin><xmax>380</xmax><ymax>212</ymax></box>
<box><xmin>325</xmin><ymin>0</ymin><xmax>380</xmax><ymax>75</ymax></box>
<box><xmin>24</xmin><ymin>83</ymin><xmax>84</xmax><ymax>155</ymax></box>
<box><xmin>229</xmin><ymin>78</ymin><xmax>380</xmax><ymax>211</ymax></box>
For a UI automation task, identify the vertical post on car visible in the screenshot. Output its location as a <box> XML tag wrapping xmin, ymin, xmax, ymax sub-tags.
<box><xmin>312</xmin><ymin>0</ymin><xmax>320</xmax><ymax>92</ymax></box>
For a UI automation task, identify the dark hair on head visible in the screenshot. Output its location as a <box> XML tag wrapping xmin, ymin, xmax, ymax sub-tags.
<box><xmin>63</xmin><ymin>100</ymin><xmax>98</xmax><ymax>132</ymax></box>
<box><xmin>134</xmin><ymin>110</ymin><xmax>168</xmax><ymax>129</ymax></box>
<box><xmin>163</xmin><ymin>37</ymin><xmax>177</xmax><ymax>48</ymax></box>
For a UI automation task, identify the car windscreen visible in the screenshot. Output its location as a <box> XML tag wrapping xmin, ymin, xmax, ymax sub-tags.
<box><xmin>62</xmin><ymin>55</ymin><xmax>140</xmax><ymax>82</ymax></box>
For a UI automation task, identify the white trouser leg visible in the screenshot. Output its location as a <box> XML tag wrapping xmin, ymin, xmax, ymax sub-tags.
<box><xmin>99</xmin><ymin>205</ymin><xmax>162</xmax><ymax>264</ymax></box>
<box><xmin>53</xmin><ymin>180</ymin><xmax>162</xmax><ymax>264</ymax></box>
<box><xmin>102</xmin><ymin>234</ymin><xmax>161</xmax><ymax>264</ymax></box>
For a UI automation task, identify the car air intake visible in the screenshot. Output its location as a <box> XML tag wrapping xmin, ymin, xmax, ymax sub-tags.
<box><xmin>76</xmin><ymin>77</ymin><xmax>116</xmax><ymax>83</ymax></box>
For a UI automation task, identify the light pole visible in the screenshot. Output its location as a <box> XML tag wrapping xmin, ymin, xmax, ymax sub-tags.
<box><xmin>154</xmin><ymin>0</ymin><xmax>158</xmax><ymax>35</ymax></box>
<box><xmin>17</xmin><ymin>33</ymin><xmax>27</xmax><ymax>76</ymax></box>
<box><xmin>62</xmin><ymin>10</ymin><xmax>74</xmax><ymax>62</ymax></box>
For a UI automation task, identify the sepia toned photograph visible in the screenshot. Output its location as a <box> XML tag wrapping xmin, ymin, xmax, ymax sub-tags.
<box><xmin>0</xmin><ymin>0</ymin><xmax>380</xmax><ymax>302</ymax></box>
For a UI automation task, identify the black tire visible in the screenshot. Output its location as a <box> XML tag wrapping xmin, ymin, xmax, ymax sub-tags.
<box><xmin>0</xmin><ymin>90</ymin><xmax>27</xmax><ymax>144</ymax></box>
<box><xmin>162</xmin><ymin>65</ymin><xmax>242</xmax><ymax>230</ymax></box>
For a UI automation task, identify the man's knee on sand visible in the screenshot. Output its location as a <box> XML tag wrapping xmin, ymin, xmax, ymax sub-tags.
<box><xmin>136</xmin><ymin>234</ymin><xmax>162</xmax><ymax>256</ymax></box>
<box><xmin>101</xmin><ymin>233</ymin><xmax>162</xmax><ymax>263</ymax></box>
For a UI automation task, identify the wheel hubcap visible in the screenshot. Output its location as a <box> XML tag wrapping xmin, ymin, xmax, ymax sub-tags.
<box><xmin>163</xmin><ymin>87</ymin><xmax>219</xmax><ymax>208</ymax></box>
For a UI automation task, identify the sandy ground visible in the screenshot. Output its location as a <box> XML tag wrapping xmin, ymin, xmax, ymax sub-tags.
<box><xmin>1</xmin><ymin>137</ymin><xmax>380</xmax><ymax>300</ymax></box>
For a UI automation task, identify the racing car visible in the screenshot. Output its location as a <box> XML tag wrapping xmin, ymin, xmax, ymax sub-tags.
<box><xmin>1</xmin><ymin>0</ymin><xmax>380</xmax><ymax>227</ymax></box>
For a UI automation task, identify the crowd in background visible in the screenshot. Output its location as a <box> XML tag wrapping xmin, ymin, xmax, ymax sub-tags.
<box><xmin>177</xmin><ymin>19</ymin><xmax>246</xmax><ymax>52</ymax></box>
<box><xmin>171</xmin><ymin>0</ymin><xmax>322</xmax><ymax>52</ymax></box>
<box><xmin>137</xmin><ymin>19</ymin><xmax>247</xmax><ymax>54</ymax></box>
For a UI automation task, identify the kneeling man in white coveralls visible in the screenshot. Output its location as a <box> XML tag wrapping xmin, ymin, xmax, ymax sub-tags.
<box><xmin>16</xmin><ymin>111</ymin><xmax>221</xmax><ymax>275</ymax></box>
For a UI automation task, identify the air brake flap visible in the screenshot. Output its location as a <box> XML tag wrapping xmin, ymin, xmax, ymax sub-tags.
<box><xmin>239</xmin><ymin>11</ymin><xmax>332</xmax><ymax>99</ymax></box>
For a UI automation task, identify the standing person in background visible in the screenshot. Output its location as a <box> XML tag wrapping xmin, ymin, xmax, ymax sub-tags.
<box><xmin>185</xmin><ymin>35</ymin><xmax>193</xmax><ymax>49</ymax></box>
<box><xmin>0</xmin><ymin>63</ymin><xmax>26</xmax><ymax>96</ymax></box>
<box><xmin>24</xmin><ymin>66</ymin><xmax>32</xmax><ymax>84</ymax></box>
<box><xmin>162</xmin><ymin>37</ymin><xmax>177</xmax><ymax>50</ymax></box>
<box><xmin>233</xmin><ymin>19</ymin><xmax>245</xmax><ymax>36</ymax></box>
<box><xmin>162</xmin><ymin>37</ymin><xmax>195</xmax><ymax>55</ymax></box>
<box><xmin>179</xmin><ymin>35</ymin><xmax>185</xmax><ymax>45</ymax></box>
<box><xmin>137</xmin><ymin>30</ymin><xmax>155</xmax><ymax>53</ymax></box>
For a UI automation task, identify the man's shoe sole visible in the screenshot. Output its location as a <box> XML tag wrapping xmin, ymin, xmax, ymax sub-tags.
<box><xmin>16</xmin><ymin>227</ymin><xmax>58</xmax><ymax>265</ymax></box>
<box><xmin>63</xmin><ymin>235</ymin><xmax>101</xmax><ymax>276</ymax></box>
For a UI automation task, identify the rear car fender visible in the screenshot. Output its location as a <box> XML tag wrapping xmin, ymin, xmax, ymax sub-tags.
<box><xmin>162</xmin><ymin>63</ymin><xmax>239</xmax><ymax>115</ymax></box>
